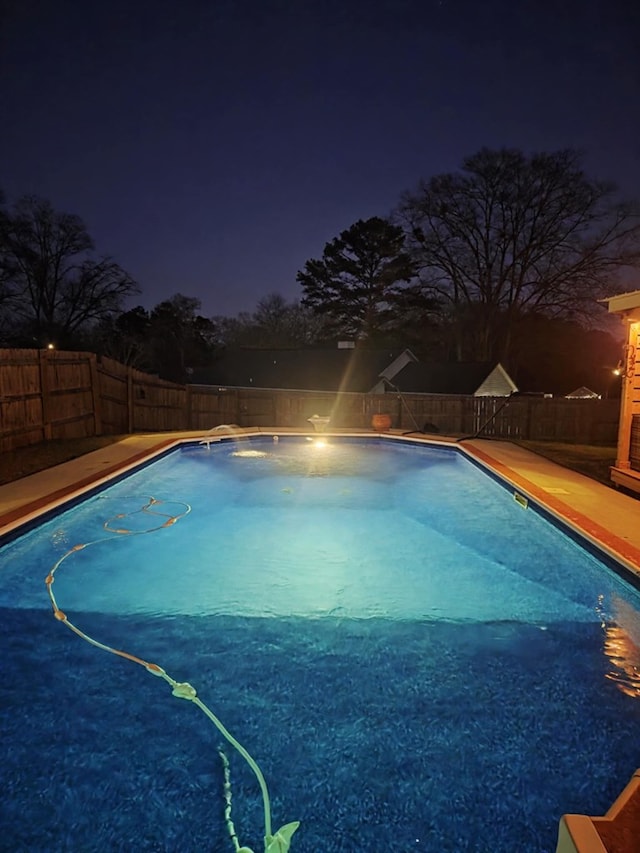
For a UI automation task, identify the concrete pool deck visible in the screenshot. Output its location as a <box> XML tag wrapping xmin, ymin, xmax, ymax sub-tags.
<box><xmin>0</xmin><ymin>428</ymin><xmax>639</xmax><ymax>852</ymax></box>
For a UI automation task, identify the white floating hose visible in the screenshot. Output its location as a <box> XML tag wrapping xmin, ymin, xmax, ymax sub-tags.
<box><xmin>45</xmin><ymin>495</ymin><xmax>299</xmax><ymax>853</ymax></box>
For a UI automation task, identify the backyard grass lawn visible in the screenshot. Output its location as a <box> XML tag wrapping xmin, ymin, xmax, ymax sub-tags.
<box><xmin>0</xmin><ymin>436</ymin><xmax>123</xmax><ymax>486</ymax></box>
<box><xmin>0</xmin><ymin>434</ymin><xmax>618</xmax><ymax>488</ymax></box>
<box><xmin>517</xmin><ymin>440</ymin><xmax>617</xmax><ymax>486</ymax></box>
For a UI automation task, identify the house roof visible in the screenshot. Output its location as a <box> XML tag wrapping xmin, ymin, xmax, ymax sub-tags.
<box><xmin>191</xmin><ymin>348</ymin><xmax>415</xmax><ymax>393</ymax></box>
<box><xmin>391</xmin><ymin>361</ymin><xmax>516</xmax><ymax>396</ymax></box>
<box><xmin>605</xmin><ymin>289</ymin><xmax>640</xmax><ymax>321</ymax></box>
<box><xmin>566</xmin><ymin>386</ymin><xmax>601</xmax><ymax>399</ymax></box>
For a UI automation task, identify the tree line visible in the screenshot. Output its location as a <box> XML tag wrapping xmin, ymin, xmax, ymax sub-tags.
<box><xmin>2</xmin><ymin>146</ymin><xmax>638</xmax><ymax>392</ymax></box>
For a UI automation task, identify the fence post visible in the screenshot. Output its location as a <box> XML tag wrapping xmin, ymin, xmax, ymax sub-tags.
<box><xmin>89</xmin><ymin>353</ymin><xmax>102</xmax><ymax>436</ymax></box>
<box><xmin>38</xmin><ymin>349</ymin><xmax>53</xmax><ymax>440</ymax></box>
<box><xmin>127</xmin><ymin>367</ymin><xmax>134</xmax><ymax>434</ymax></box>
<box><xmin>185</xmin><ymin>384</ymin><xmax>193</xmax><ymax>430</ymax></box>
<box><xmin>524</xmin><ymin>397</ymin><xmax>532</xmax><ymax>440</ymax></box>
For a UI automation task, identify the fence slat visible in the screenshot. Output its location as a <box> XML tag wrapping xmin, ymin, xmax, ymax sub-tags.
<box><xmin>38</xmin><ymin>350</ymin><xmax>52</xmax><ymax>440</ymax></box>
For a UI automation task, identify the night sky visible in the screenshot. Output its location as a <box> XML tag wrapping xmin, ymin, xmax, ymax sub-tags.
<box><xmin>2</xmin><ymin>0</ymin><xmax>639</xmax><ymax>318</ymax></box>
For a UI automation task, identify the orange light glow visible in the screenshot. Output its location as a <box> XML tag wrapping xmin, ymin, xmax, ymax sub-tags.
<box><xmin>600</xmin><ymin>596</ymin><xmax>640</xmax><ymax>699</ymax></box>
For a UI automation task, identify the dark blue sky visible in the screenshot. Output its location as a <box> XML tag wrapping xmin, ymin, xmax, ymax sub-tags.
<box><xmin>2</xmin><ymin>0</ymin><xmax>639</xmax><ymax>318</ymax></box>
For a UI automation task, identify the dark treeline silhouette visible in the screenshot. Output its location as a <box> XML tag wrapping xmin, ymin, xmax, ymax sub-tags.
<box><xmin>1</xmin><ymin>146</ymin><xmax>638</xmax><ymax>394</ymax></box>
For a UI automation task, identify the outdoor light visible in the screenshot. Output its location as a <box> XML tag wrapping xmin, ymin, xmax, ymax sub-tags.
<box><xmin>47</xmin><ymin>343</ymin><xmax>55</xmax><ymax>350</ymax></box>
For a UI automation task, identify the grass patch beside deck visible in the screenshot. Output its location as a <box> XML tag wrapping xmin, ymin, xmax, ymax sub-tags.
<box><xmin>517</xmin><ymin>441</ymin><xmax>617</xmax><ymax>486</ymax></box>
<box><xmin>0</xmin><ymin>436</ymin><xmax>124</xmax><ymax>486</ymax></box>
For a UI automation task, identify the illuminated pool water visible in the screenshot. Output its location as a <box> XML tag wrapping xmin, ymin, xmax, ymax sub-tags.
<box><xmin>1</xmin><ymin>436</ymin><xmax>639</xmax><ymax>852</ymax></box>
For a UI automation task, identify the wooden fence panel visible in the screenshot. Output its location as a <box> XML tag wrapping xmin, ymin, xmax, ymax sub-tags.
<box><xmin>97</xmin><ymin>356</ymin><xmax>129</xmax><ymax>434</ymax></box>
<box><xmin>393</xmin><ymin>394</ymin><xmax>467</xmax><ymax>434</ymax></box>
<box><xmin>132</xmin><ymin>374</ymin><xmax>187</xmax><ymax>432</ymax></box>
<box><xmin>0</xmin><ymin>349</ymin><xmax>43</xmax><ymax>451</ymax></box>
<box><xmin>188</xmin><ymin>387</ymin><xmax>239</xmax><ymax>430</ymax></box>
<box><xmin>274</xmin><ymin>390</ymin><xmax>334</xmax><ymax>427</ymax></box>
<box><xmin>236</xmin><ymin>390</ymin><xmax>276</xmax><ymax>427</ymax></box>
<box><xmin>43</xmin><ymin>350</ymin><xmax>96</xmax><ymax>440</ymax></box>
<box><xmin>524</xmin><ymin>398</ymin><xmax>614</xmax><ymax>444</ymax></box>
<box><xmin>0</xmin><ymin>349</ymin><xmax>623</xmax><ymax>451</ymax></box>
<box><xmin>273</xmin><ymin>391</ymin><xmax>368</xmax><ymax>428</ymax></box>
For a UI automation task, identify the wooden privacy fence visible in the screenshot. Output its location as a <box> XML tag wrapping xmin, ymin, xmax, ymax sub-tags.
<box><xmin>0</xmin><ymin>348</ymin><xmax>621</xmax><ymax>453</ymax></box>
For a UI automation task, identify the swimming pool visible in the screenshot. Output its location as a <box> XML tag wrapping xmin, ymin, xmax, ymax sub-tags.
<box><xmin>1</xmin><ymin>435</ymin><xmax>639</xmax><ymax>852</ymax></box>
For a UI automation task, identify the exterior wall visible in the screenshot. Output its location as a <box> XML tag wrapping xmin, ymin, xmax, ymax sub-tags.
<box><xmin>610</xmin><ymin>318</ymin><xmax>640</xmax><ymax>491</ymax></box>
<box><xmin>624</xmin><ymin>324</ymin><xmax>640</xmax><ymax>470</ymax></box>
<box><xmin>607</xmin><ymin>288</ymin><xmax>640</xmax><ymax>494</ymax></box>
<box><xmin>614</xmin><ymin>320</ymin><xmax>640</xmax><ymax>470</ymax></box>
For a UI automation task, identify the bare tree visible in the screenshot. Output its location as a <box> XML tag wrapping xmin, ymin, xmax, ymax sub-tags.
<box><xmin>397</xmin><ymin>148</ymin><xmax>640</xmax><ymax>362</ymax></box>
<box><xmin>1</xmin><ymin>196</ymin><xmax>138</xmax><ymax>346</ymax></box>
<box><xmin>251</xmin><ymin>293</ymin><xmax>328</xmax><ymax>346</ymax></box>
<box><xmin>213</xmin><ymin>293</ymin><xmax>330</xmax><ymax>348</ymax></box>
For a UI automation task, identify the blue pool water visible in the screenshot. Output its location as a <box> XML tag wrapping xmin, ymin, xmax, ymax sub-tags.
<box><xmin>1</xmin><ymin>436</ymin><xmax>640</xmax><ymax>852</ymax></box>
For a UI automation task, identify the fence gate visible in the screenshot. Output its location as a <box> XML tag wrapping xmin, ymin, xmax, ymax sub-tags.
<box><xmin>472</xmin><ymin>396</ymin><xmax>523</xmax><ymax>439</ymax></box>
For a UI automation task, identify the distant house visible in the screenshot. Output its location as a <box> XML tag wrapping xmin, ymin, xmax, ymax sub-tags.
<box><xmin>191</xmin><ymin>347</ymin><xmax>517</xmax><ymax>397</ymax></box>
<box><xmin>565</xmin><ymin>386</ymin><xmax>601</xmax><ymax>399</ymax></box>
<box><xmin>388</xmin><ymin>361</ymin><xmax>517</xmax><ymax>397</ymax></box>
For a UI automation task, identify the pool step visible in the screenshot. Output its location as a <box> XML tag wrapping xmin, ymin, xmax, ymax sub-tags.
<box><xmin>556</xmin><ymin>768</ymin><xmax>640</xmax><ymax>852</ymax></box>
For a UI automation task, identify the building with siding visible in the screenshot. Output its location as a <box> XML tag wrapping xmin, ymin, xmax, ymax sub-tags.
<box><xmin>606</xmin><ymin>290</ymin><xmax>640</xmax><ymax>495</ymax></box>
